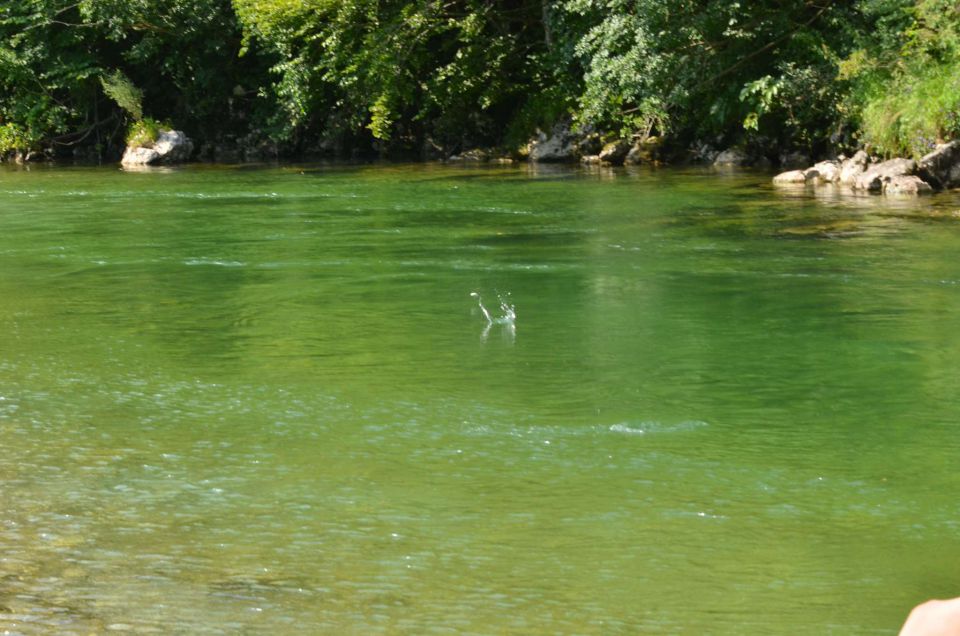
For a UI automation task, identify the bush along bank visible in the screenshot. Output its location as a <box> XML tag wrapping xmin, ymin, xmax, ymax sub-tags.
<box><xmin>5</xmin><ymin>2</ymin><xmax>960</xmax><ymax>170</ymax></box>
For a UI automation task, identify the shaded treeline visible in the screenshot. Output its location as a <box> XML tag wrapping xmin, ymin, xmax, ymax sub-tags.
<box><xmin>1</xmin><ymin>0</ymin><xmax>958</xmax><ymax>161</ymax></box>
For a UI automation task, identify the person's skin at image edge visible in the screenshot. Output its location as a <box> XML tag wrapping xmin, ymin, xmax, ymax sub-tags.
<box><xmin>900</xmin><ymin>598</ymin><xmax>960</xmax><ymax>636</ymax></box>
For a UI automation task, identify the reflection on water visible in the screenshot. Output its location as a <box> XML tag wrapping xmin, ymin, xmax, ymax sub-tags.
<box><xmin>2</xmin><ymin>163</ymin><xmax>960</xmax><ymax>633</ymax></box>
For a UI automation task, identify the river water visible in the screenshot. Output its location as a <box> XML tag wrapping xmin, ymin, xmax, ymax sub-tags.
<box><xmin>1</xmin><ymin>163</ymin><xmax>959</xmax><ymax>633</ymax></box>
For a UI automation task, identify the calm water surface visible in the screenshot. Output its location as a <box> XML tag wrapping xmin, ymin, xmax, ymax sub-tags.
<box><xmin>2</xmin><ymin>163</ymin><xmax>960</xmax><ymax>634</ymax></box>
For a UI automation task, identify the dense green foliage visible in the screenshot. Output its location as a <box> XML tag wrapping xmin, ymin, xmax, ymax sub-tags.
<box><xmin>0</xmin><ymin>0</ymin><xmax>259</xmax><ymax>157</ymax></box>
<box><xmin>0</xmin><ymin>0</ymin><xmax>957</xmax><ymax>160</ymax></box>
<box><xmin>126</xmin><ymin>117</ymin><xmax>167</xmax><ymax>148</ymax></box>
<box><xmin>100</xmin><ymin>71</ymin><xmax>144</xmax><ymax>122</ymax></box>
<box><xmin>842</xmin><ymin>0</ymin><xmax>960</xmax><ymax>157</ymax></box>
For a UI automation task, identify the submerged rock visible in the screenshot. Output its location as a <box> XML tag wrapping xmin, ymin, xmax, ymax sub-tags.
<box><xmin>121</xmin><ymin>130</ymin><xmax>193</xmax><ymax>166</ymax></box>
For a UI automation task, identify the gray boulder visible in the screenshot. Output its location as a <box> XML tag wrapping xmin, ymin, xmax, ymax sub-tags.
<box><xmin>713</xmin><ymin>147</ymin><xmax>751</xmax><ymax>166</ymax></box>
<box><xmin>598</xmin><ymin>140</ymin><xmax>631</xmax><ymax>166</ymax></box>
<box><xmin>771</xmin><ymin>150</ymin><xmax>936</xmax><ymax>195</ymax></box>
<box><xmin>852</xmin><ymin>158</ymin><xmax>917</xmax><ymax>192</ymax></box>
<box><xmin>838</xmin><ymin>150</ymin><xmax>869</xmax><ymax>185</ymax></box>
<box><xmin>918</xmin><ymin>141</ymin><xmax>960</xmax><ymax>189</ymax></box>
<box><xmin>806</xmin><ymin>160</ymin><xmax>840</xmax><ymax>183</ymax></box>
<box><xmin>772</xmin><ymin>170</ymin><xmax>810</xmax><ymax>185</ymax></box>
<box><xmin>121</xmin><ymin>130</ymin><xmax>193</xmax><ymax>166</ymax></box>
<box><xmin>884</xmin><ymin>175</ymin><xmax>933</xmax><ymax>195</ymax></box>
<box><xmin>529</xmin><ymin>124</ymin><xmax>578</xmax><ymax>163</ymax></box>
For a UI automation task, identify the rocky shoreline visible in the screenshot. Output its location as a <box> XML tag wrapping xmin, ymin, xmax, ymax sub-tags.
<box><xmin>772</xmin><ymin>142</ymin><xmax>960</xmax><ymax>196</ymax></box>
<box><xmin>8</xmin><ymin>119</ymin><xmax>960</xmax><ymax>196</ymax></box>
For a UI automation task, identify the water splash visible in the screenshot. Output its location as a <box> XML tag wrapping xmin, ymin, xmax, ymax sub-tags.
<box><xmin>470</xmin><ymin>292</ymin><xmax>515</xmax><ymax>326</ymax></box>
<box><xmin>497</xmin><ymin>293</ymin><xmax>516</xmax><ymax>326</ymax></box>
<box><xmin>471</xmin><ymin>291</ymin><xmax>516</xmax><ymax>342</ymax></box>
<box><xmin>470</xmin><ymin>292</ymin><xmax>493</xmax><ymax>324</ymax></box>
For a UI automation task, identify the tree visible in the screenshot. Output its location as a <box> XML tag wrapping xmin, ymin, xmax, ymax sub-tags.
<box><xmin>0</xmin><ymin>0</ymin><xmax>257</xmax><ymax>157</ymax></box>
<box><xmin>843</xmin><ymin>0</ymin><xmax>960</xmax><ymax>156</ymax></box>
<box><xmin>232</xmin><ymin>0</ymin><xmax>565</xmax><ymax>153</ymax></box>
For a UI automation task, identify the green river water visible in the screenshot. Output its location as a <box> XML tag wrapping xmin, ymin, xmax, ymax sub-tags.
<box><xmin>2</xmin><ymin>163</ymin><xmax>960</xmax><ymax>634</ymax></box>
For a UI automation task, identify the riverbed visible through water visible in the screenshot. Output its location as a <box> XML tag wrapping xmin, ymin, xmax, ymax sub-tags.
<box><xmin>2</xmin><ymin>162</ymin><xmax>960</xmax><ymax>633</ymax></box>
